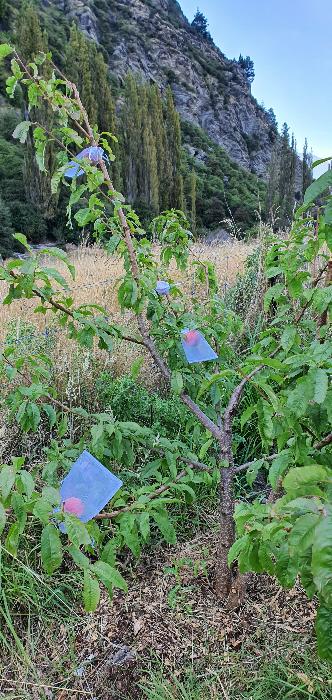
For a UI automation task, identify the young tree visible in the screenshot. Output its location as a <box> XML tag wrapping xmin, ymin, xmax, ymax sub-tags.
<box><xmin>191</xmin><ymin>9</ymin><xmax>210</xmax><ymax>39</ymax></box>
<box><xmin>238</xmin><ymin>54</ymin><xmax>255</xmax><ymax>83</ymax></box>
<box><xmin>1</xmin><ymin>46</ymin><xmax>331</xmax><ymax>661</ymax></box>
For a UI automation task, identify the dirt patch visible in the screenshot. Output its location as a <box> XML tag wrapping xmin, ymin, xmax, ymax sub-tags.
<box><xmin>0</xmin><ymin>529</ymin><xmax>316</xmax><ymax>700</ymax></box>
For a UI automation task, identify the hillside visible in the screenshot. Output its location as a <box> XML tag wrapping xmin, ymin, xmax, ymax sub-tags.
<box><xmin>50</xmin><ymin>0</ymin><xmax>276</xmax><ymax>177</ymax></box>
<box><xmin>0</xmin><ymin>0</ymin><xmax>300</xmax><ymax>257</ymax></box>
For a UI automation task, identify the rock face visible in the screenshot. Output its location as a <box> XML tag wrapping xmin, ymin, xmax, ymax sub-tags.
<box><xmin>50</xmin><ymin>0</ymin><xmax>277</xmax><ymax>177</ymax></box>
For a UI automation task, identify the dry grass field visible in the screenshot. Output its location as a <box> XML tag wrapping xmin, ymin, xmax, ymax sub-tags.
<box><xmin>0</xmin><ymin>239</ymin><xmax>256</xmax><ymax>338</ymax></box>
<box><xmin>0</xmin><ymin>239</ymin><xmax>257</xmax><ymax>387</ymax></box>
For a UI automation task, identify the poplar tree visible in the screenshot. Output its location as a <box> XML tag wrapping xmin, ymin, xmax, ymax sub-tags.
<box><xmin>121</xmin><ymin>75</ymin><xmax>141</xmax><ymax>203</ymax></box>
<box><xmin>0</xmin><ymin>192</ymin><xmax>14</xmax><ymax>258</ymax></box>
<box><xmin>66</xmin><ymin>25</ymin><xmax>97</xmax><ymax>125</ymax></box>
<box><xmin>190</xmin><ymin>169</ymin><xmax>197</xmax><ymax>234</ymax></box>
<box><xmin>165</xmin><ymin>86</ymin><xmax>184</xmax><ymax>210</ymax></box>
<box><xmin>302</xmin><ymin>138</ymin><xmax>313</xmax><ymax>198</ymax></box>
<box><xmin>16</xmin><ymin>3</ymin><xmax>57</xmax><ymax>224</ymax></box>
<box><xmin>149</xmin><ymin>84</ymin><xmax>169</xmax><ymax>210</ymax></box>
<box><xmin>265</xmin><ymin>143</ymin><xmax>280</xmax><ymax>222</ymax></box>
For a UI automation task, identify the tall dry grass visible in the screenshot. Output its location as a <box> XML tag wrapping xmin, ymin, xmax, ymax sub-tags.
<box><xmin>0</xmin><ymin>239</ymin><xmax>256</xmax><ymax>396</ymax></box>
<box><xmin>0</xmin><ymin>240</ymin><xmax>255</xmax><ymax>339</ymax></box>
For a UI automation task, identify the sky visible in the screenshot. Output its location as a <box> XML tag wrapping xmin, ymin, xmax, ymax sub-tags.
<box><xmin>180</xmin><ymin>0</ymin><xmax>332</xmax><ymax>161</ymax></box>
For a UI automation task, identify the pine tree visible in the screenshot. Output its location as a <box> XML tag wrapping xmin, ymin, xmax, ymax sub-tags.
<box><xmin>165</xmin><ymin>86</ymin><xmax>184</xmax><ymax>210</ymax></box>
<box><xmin>267</xmin><ymin>108</ymin><xmax>278</xmax><ymax>132</ymax></box>
<box><xmin>191</xmin><ymin>9</ymin><xmax>210</xmax><ymax>39</ymax></box>
<box><xmin>238</xmin><ymin>55</ymin><xmax>255</xmax><ymax>83</ymax></box>
<box><xmin>302</xmin><ymin>138</ymin><xmax>313</xmax><ymax>198</ymax></box>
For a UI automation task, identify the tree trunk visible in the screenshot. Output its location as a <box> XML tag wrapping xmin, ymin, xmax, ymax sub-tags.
<box><xmin>215</xmin><ymin>462</ymin><xmax>235</xmax><ymax>598</ymax></box>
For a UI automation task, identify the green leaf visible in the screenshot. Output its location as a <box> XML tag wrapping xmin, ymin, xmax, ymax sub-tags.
<box><xmin>33</xmin><ymin>497</ymin><xmax>52</xmax><ymax>525</ymax></box>
<box><xmin>269</xmin><ymin>451</ymin><xmax>291</xmax><ymax>488</ymax></box>
<box><xmin>11</xmin><ymin>493</ymin><xmax>27</xmax><ymax>533</ymax></box>
<box><xmin>280</xmin><ymin>325</ymin><xmax>297</xmax><ymax>352</ymax></box>
<box><xmin>171</xmin><ymin>370</ymin><xmax>183</xmax><ymax>395</ymax></box>
<box><xmin>152</xmin><ymin>509</ymin><xmax>176</xmax><ymax>544</ymax></box>
<box><xmin>117</xmin><ymin>511</ymin><xmax>141</xmax><ymax>555</ymax></box>
<box><xmin>42</xmin><ymin>404</ymin><xmax>57</xmax><ymax>428</ymax></box>
<box><xmin>68</xmin><ymin>544</ymin><xmax>91</xmax><ymax>570</ymax></box>
<box><xmin>5</xmin><ymin>522</ymin><xmax>20</xmax><ymax>556</ymax></box>
<box><xmin>138</xmin><ymin>512</ymin><xmax>150</xmax><ymax>541</ymax></box>
<box><xmin>312</xmin><ymin>368</ymin><xmax>329</xmax><ymax>405</ymax></box>
<box><xmin>19</xmin><ymin>470</ymin><xmax>35</xmax><ymax>499</ymax></box>
<box><xmin>283</xmin><ymin>465</ymin><xmax>328</xmax><ymax>493</ymax></box>
<box><xmin>228</xmin><ymin>535</ymin><xmax>249</xmax><ymax>565</ymax></box>
<box><xmin>246</xmin><ymin>458</ymin><xmax>265</xmax><ymax>487</ymax></box>
<box><xmin>256</xmin><ymin>399</ymin><xmax>274</xmax><ymax>443</ymax></box>
<box><xmin>240</xmin><ymin>404</ymin><xmax>257</xmax><ymax>429</ymax></box>
<box><xmin>312</xmin><ymin>156</ymin><xmax>332</xmax><ymax>168</ymax></box>
<box><xmin>312</xmin><ymin>515</ymin><xmax>332</xmax><ymax>605</ymax></box>
<box><xmin>0</xmin><ymin>503</ymin><xmax>7</xmax><ymax>534</ymax></box>
<box><xmin>0</xmin><ymin>465</ymin><xmax>15</xmax><ymax>501</ymax></box>
<box><xmin>304</xmin><ymin>169</ymin><xmax>332</xmax><ymax>205</ymax></box>
<box><xmin>12</xmin><ymin>121</ymin><xmax>31</xmax><ymax>144</ymax></box>
<box><xmin>83</xmin><ymin>571</ymin><xmax>100</xmax><ymax>612</ymax></box>
<box><xmin>316</xmin><ymin>604</ymin><xmax>332</xmax><ymax>661</ymax></box>
<box><xmin>64</xmin><ymin>515</ymin><xmax>91</xmax><ymax>547</ymax></box>
<box><xmin>289</xmin><ymin>513</ymin><xmax>320</xmax><ymax>553</ymax></box>
<box><xmin>0</xmin><ymin>44</ymin><xmax>13</xmax><ymax>62</ymax></box>
<box><xmin>41</xmin><ymin>524</ymin><xmax>63</xmax><ymax>574</ymax></box>
<box><xmin>199</xmin><ymin>438</ymin><xmax>213</xmax><ymax>461</ymax></box>
<box><xmin>92</xmin><ymin>561</ymin><xmax>128</xmax><ymax>592</ymax></box>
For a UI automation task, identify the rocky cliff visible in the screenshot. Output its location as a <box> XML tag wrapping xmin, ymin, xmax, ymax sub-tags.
<box><xmin>46</xmin><ymin>0</ymin><xmax>276</xmax><ymax>178</ymax></box>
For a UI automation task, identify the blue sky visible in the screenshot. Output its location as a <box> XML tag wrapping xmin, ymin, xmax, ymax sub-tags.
<box><xmin>180</xmin><ymin>0</ymin><xmax>331</xmax><ymax>160</ymax></box>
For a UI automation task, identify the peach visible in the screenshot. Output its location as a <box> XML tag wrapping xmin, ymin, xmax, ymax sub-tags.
<box><xmin>183</xmin><ymin>330</ymin><xmax>200</xmax><ymax>346</ymax></box>
<box><xmin>63</xmin><ymin>497</ymin><xmax>85</xmax><ymax>517</ymax></box>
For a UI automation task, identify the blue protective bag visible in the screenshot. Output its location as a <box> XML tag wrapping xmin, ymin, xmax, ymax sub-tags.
<box><xmin>60</xmin><ymin>450</ymin><xmax>123</xmax><ymax>522</ymax></box>
<box><xmin>181</xmin><ymin>328</ymin><xmax>218</xmax><ymax>364</ymax></box>
<box><xmin>64</xmin><ymin>146</ymin><xmax>107</xmax><ymax>179</ymax></box>
<box><xmin>156</xmin><ymin>280</ymin><xmax>171</xmax><ymax>295</ymax></box>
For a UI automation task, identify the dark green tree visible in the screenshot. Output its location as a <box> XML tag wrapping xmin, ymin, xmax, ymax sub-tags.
<box><xmin>0</xmin><ymin>191</ymin><xmax>14</xmax><ymax>258</ymax></box>
<box><xmin>0</xmin><ymin>0</ymin><xmax>11</xmax><ymax>27</ymax></box>
<box><xmin>16</xmin><ymin>3</ymin><xmax>58</xmax><ymax>226</ymax></box>
<box><xmin>238</xmin><ymin>55</ymin><xmax>255</xmax><ymax>83</ymax></box>
<box><xmin>302</xmin><ymin>138</ymin><xmax>313</xmax><ymax>198</ymax></box>
<box><xmin>191</xmin><ymin>9</ymin><xmax>210</xmax><ymax>39</ymax></box>
<box><xmin>165</xmin><ymin>86</ymin><xmax>184</xmax><ymax>210</ymax></box>
<box><xmin>66</xmin><ymin>24</ymin><xmax>97</xmax><ymax>125</ymax></box>
<box><xmin>278</xmin><ymin>123</ymin><xmax>296</xmax><ymax>226</ymax></box>
<box><xmin>190</xmin><ymin>169</ymin><xmax>197</xmax><ymax>234</ymax></box>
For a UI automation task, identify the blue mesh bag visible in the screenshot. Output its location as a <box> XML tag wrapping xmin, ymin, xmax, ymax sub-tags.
<box><xmin>181</xmin><ymin>328</ymin><xmax>218</xmax><ymax>364</ymax></box>
<box><xmin>155</xmin><ymin>280</ymin><xmax>171</xmax><ymax>295</ymax></box>
<box><xmin>60</xmin><ymin>450</ymin><xmax>123</xmax><ymax>522</ymax></box>
<box><xmin>64</xmin><ymin>146</ymin><xmax>108</xmax><ymax>179</ymax></box>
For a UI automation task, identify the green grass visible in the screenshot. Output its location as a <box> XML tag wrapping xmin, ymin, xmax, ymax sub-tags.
<box><xmin>139</xmin><ymin>646</ymin><xmax>332</xmax><ymax>700</ymax></box>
